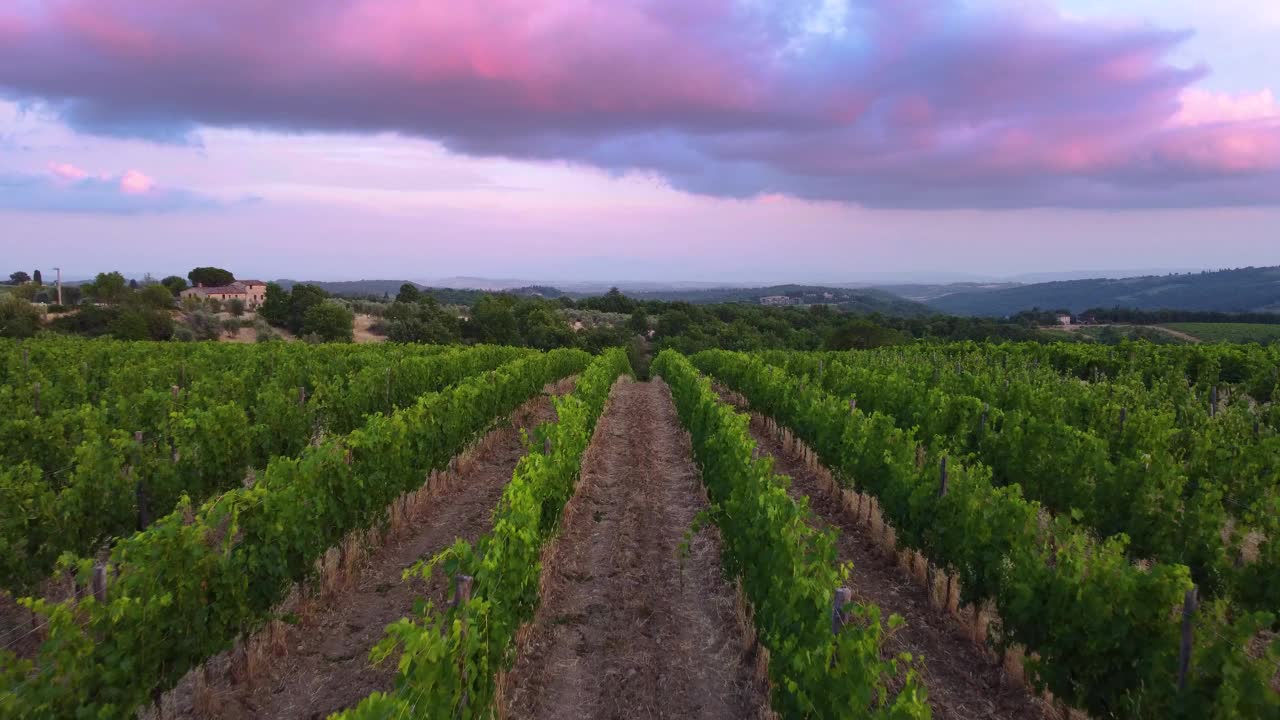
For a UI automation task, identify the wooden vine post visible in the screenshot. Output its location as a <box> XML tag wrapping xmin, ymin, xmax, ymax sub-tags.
<box><xmin>134</xmin><ymin>431</ymin><xmax>152</xmax><ymax>530</ymax></box>
<box><xmin>1210</xmin><ymin>387</ymin><xmax>1219</xmax><ymax>418</ymax></box>
<box><xmin>1178</xmin><ymin>586</ymin><xmax>1198</xmax><ymax>690</ymax></box>
<box><xmin>832</xmin><ymin>587</ymin><xmax>852</xmax><ymax>634</ymax></box>
<box><xmin>831</xmin><ymin>586</ymin><xmax>853</xmax><ymax>666</ymax></box>
<box><xmin>298</xmin><ymin>386</ymin><xmax>307</xmax><ymax>408</ymax></box>
<box><xmin>91</xmin><ymin>561</ymin><xmax>109</xmax><ymax>603</ymax></box>
<box><xmin>929</xmin><ymin>457</ymin><xmax>949</xmax><ymax>609</ymax></box>
<box><xmin>454</xmin><ymin>574</ymin><xmax>474</xmax><ymax>712</ymax></box>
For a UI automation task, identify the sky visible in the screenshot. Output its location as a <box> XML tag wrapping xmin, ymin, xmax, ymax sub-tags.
<box><xmin>1</xmin><ymin>0</ymin><xmax>1278</xmax><ymax>283</ymax></box>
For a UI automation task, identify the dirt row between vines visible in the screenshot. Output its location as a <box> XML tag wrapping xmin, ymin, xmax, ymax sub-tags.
<box><xmin>157</xmin><ymin>379</ymin><xmax>575</xmax><ymax>720</ymax></box>
<box><xmin>500</xmin><ymin>379</ymin><xmax>771</xmax><ymax>720</ymax></box>
<box><xmin>717</xmin><ymin>388</ymin><xmax>1049</xmax><ymax>720</ymax></box>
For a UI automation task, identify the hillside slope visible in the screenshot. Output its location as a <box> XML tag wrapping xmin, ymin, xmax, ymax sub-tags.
<box><xmin>928</xmin><ymin>266</ymin><xmax>1280</xmax><ymax>316</ymax></box>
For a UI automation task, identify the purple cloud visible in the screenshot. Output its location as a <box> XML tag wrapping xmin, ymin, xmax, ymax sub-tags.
<box><xmin>0</xmin><ymin>0</ymin><xmax>1277</xmax><ymax>208</ymax></box>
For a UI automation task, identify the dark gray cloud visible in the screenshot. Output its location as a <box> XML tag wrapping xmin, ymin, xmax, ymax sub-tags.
<box><xmin>0</xmin><ymin>0</ymin><xmax>1277</xmax><ymax>208</ymax></box>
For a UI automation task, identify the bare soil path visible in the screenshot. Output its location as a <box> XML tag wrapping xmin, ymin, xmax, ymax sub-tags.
<box><xmin>1048</xmin><ymin>323</ymin><xmax>1201</xmax><ymax>343</ymax></box>
<box><xmin>731</xmin><ymin>401</ymin><xmax>1048</xmax><ymax>720</ymax></box>
<box><xmin>175</xmin><ymin>382</ymin><xmax>571</xmax><ymax>720</ymax></box>
<box><xmin>501</xmin><ymin>379</ymin><xmax>768</xmax><ymax>720</ymax></box>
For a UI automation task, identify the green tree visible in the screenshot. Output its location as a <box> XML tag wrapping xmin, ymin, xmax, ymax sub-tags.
<box><xmin>85</xmin><ymin>272</ymin><xmax>128</xmax><ymax>304</ymax></box>
<box><xmin>136</xmin><ymin>283</ymin><xmax>176</xmax><ymax>309</ymax></box>
<box><xmin>396</xmin><ymin>283</ymin><xmax>421</xmax><ymax>304</ymax></box>
<box><xmin>109</xmin><ymin>310</ymin><xmax>150</xmax><ymax>340</ymax></box>
<box><xmin>595</xmin><ymin>287</ymin><xmax>635</xmax><ymax>314</ymax></box>
<box><xmin>385</xmin><ymin>298</ymin><xmax>461</xmax><ymax>344</ymax></box>
<box><xmin>228</xmin><ymin>298</ymin><xmax>246</xmax><ymax>317</ymax></box>
<box><xmin>657</xmin><ymin>308</ymin><xmax>693</xmax><ymax>338</ymax></box>
<box><xmin>517</xmin><ymin>303</ymin><xmax>575</xmax><ymax>350</ymax></box>
<box><xmin>578</xmin><ymin>325</ymin><xmax>631</xmax><ymax>354</ymax></box>
<box><xmin>187</xmin><ymin>267</ymin><xmax>235</xmax><ymax>287</ymax></box>
<box><xmin>302</xmin><ymin>301</ymin><xmax>354</xmax><ymax>342</ymax></box>
<box><xmin>628</xmin><ymin>309</ymin><xmax>649</xmax><ymax>335</ymax></box>
<box><xmin>824</xmin><ymin>318</ymin><xmax>907</xmax><ymax>350</ymax></box>
<box><xmin>287</xmin><ymin>284</ymin><xmax>328</xmax><ymax>334</ymax></box>
<box><xmin>144</xmin><ymin>308</ymin><xmax>176</xmax><ymax>340</ymax></box>
<box><xmin>259</xmin><ymin>282</ymin><xmax>290</xmax><ymax>325</ymax></box>
<box><xmin>0</xmin><ymin>296</ymin><xmax>43</xmax><ymax>338</ymax></box>
<box><xmin>469</xmin><ymin>294</ymin><xmax>518</xmax><ymax>345</ymax></box>
<box><xmin>160</xmin><ymin>276</ymin><xmax>188</xmax><ymax>295</ymax></box>
<box><xmin>32</xmin><ymin>270</ymin><xmax>42</xmax><ymax>287</ymax></box>
<box><xmin>9</xmin><ymin>271</ymin><xmax>30</xmax><ymax>285</ymax></box>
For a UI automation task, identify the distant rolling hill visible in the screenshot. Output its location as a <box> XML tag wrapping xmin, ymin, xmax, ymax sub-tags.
<box><xmin>270</xmin><ymin>279</ymin><xmax>928</xmax><ymax>315</ymax></box>
<box><xmin>625</xmin><ymin>284</ymin><xmax>930</xmax><ymax>315</ymax></box>
<box><xmin>274</xmin><ymin>279</ymin><xmax>560</xmax><ymax>304</ymax></box>
<box><xmin>872</xmin><ymin>282</ymin><xmax>1021</xmax><ymax>303</ymax></box>
<box><xmin>927</xmin><ymin>266</ymin><xmax>1280</xmax><ymax>316</ymax></box>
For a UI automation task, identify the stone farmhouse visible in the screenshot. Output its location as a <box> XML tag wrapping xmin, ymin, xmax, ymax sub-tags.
<box><xmin>181</xmin><ymin>280</ymin><xmax>268</xmax><ymax>309</ymax></box>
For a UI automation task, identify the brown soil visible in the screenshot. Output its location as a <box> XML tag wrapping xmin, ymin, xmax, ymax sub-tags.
<box><xmin>0</xmin><ymin>594</ymin><xmax>47</xmax><ymax>659</ymax></box>
<box><xmin>501</xmin><ymin>379</ymin><xmax>768</xmax><ymax>720</ymax></box>
<box><xmin>729</xmin><ymin>398</ymin><xmax>1048</xmax><ymax>720</ymax></box>
<box><xmin>1049</xmin><ymin>323</ymin><xmax>1201</xmax><ymax>343</ymax></box>
<box><xmin>164</xmin><ymin>381</ymin><xmax>573</xmax><ymax>719</ymax></box>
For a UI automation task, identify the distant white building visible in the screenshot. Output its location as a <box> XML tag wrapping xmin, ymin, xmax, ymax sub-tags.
<box><xmin>760</xmin><ymin>295</ymin><xmax>792</xmax><ymax>306</ymax></box>
<box><xmin>1057</xmin><ymin>315</ymin><xmax>1073</xmax><ymax>327</ymax></box>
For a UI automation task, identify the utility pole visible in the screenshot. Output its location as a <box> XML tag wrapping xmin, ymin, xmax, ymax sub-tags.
<box><xmin>53</xmin><ymin>267</ymin><xmax>62</xmax><ymax>305</ymax></box>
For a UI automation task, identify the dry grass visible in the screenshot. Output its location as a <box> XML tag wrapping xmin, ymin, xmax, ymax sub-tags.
<box><xmin>353</xmin><ymin>314</ymin><xmax>386</xmax><ymax>344</ymax></box>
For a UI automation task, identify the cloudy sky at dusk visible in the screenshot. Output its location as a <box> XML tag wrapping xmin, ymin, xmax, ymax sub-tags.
<box><xmin>2</xmin><ymin>0</ymin><xmax>1277</xmax><ymax>282</ymax></box>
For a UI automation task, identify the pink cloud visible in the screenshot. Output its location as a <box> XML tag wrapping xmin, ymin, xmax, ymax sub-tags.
<box><xmin>48</xmin><ymin>161</ymin><xmax>89</xmax><ymax>181</ymax></box>
<box><xmin>119</xmin><ymin>169</ymin><xmax>155</xmax><ymax>194</ymax></box>
<box><xmin>1173</xmin><ymin>89</ymin><xmax>1280</xmax><ymax>126</ymax></box>
<box><xmin>5</xmin><ymin>167</ymin><xmax>221</xmax><ymax>213</ymax></box>
<box><xmin>0</xmin><ymin>1</ymin><xmax>1278</xmax><ymax>207</ymax></box>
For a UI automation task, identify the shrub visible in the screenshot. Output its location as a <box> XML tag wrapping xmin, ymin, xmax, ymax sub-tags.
<box><xmin>184</xmin><ymin>310</ymin><xmax>222</xmax><ymax>341</ymax></box>
<box><xmin>50</xmin><ymin>305</ymin><xmax>116</xmax><ymax>337</ymax></box>
<box><xmin>254</xmin><ymin>319</ymin><xmax>279</xmax><ymax>343</ymax></box>
<box><xmin>137</xmin><ymin>283</ymin><xmax>176</xmax><ymax>310</ymax></box>
<box><xmin>109</xmin><ymin>310</ymin><xmax>150</xmax><ymax>341</ymax></box>
<box><xmin>0</xmin><ymin>296</ymin><xmax>43</xmax><ymax>338</ymax></box>
<box><xmin>301</xmin><ymin>301</ymin><xmax>354</xmax><ymax>343</ymax></box>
